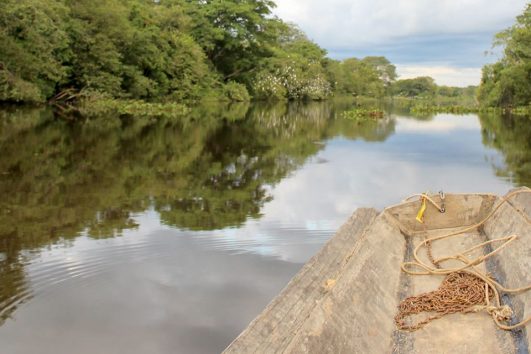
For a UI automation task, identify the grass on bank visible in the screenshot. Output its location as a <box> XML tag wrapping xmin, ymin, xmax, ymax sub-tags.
<box><xmin>341</xmin><ymin>107</ymin><xmax>385</xmax><ymax>121</ymax></box>
<box><xmin>40</xmin><ymin>90</ymin><xmax>531</xmax><ymax>120</ymax></box>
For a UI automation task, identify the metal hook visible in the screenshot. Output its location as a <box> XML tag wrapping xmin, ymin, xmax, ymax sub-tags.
<box><xmin>439</xmin><ymin>190</ymin><xmax>446</xmax><ymax>213</ymax></box>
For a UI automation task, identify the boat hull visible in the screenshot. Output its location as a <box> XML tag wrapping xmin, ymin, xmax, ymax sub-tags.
<box><xmin>224</xmin><ymin>188</ymin><xmax>531</xmax><ymax>354</ymax></box>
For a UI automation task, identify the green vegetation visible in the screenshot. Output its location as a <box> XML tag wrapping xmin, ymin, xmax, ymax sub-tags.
<box><xmin>0</xmin><ymin>0</ymin><xmax>476</xmax><ymax>110</ymax></box>
<box><xmin>1</xmin><ymin>0</ymin><xmax>527</xmax><ymax>113</ymax></box>
<box><xmin>410</xmin><ymin>105</ymin><xmax>478</xmax><ymax>114</ymax></box>
<box><xmin>409</xmin><ymin>105</ymin><xmax>531</xmax><ymax>116</ymax></box>
<box><xmin>0</xmin><ymin>0</ymin><xmax>369</xmax><ymax>106</ymax></box>
<box><xmin>392</xmin><ymin>77</ymin><xmax>437</xmax><ymax>98</ymax></box>
<box><xmin>74</xmin><ymin>91</ymin><xmax>190</xmax><ymax>118</ymax></box>
<box><xmin>480</xmin><ymin>112</ymin><xmax>531</xmax><ymax>185</ymax></box>
<box><xmin>391</xmin><ymin>78</ymin><xmax>477</xmax><ymax>106</ymax></box>
<box><xmin>326</xmin><ymin>56</ymin><xmax>396</xmax><ymax>98</ymax></box>
<box><xmin>479</xmin><ymin>4</ymin><xmax>531</xmax><ymax>108</ymax></box>
<box><xmin>0</xmin><ymin>102</ymin><xmax>398</xmax><ymax>322</ymax></box>
<box><xmin>388</xmin><ymin>82</ymin><xmax>479</xmax><ymax>116</ymax></box>
<box><xmin>341</xmin><ymin>108</ymin><xmax>384</xmax><ymax>121</ymax></box>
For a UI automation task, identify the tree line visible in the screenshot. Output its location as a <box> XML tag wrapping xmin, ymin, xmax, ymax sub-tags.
<box><xmin>0</xmin><ymin>0</ymin><xmax>401</xmax><ymax>104</ymax></box>
<box><xmin>478</xmin><ymin>3</ymin><xmax>531</xmax><ymax>108</ymax></box>
<box><xmin>2</xmin><ymin>0</ymin><xmax>526</xmax><ymax>107</ymax></box>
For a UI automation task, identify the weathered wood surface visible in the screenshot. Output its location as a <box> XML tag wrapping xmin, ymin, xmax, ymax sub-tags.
<box><xmin>384</xmin><ymin>193</ymin><xmax>498</xmax><ymax>235</ymax></box>
<box><xmin>483</xmin><ymin>188</ymin><xmax>531</xmax><ymax>351</ymax></box>
<box><xmin>223</xmin><ymin>208</ymin><xmax>381</xmax><ymax>353</ymax></box>
<box><xmin>224</xmin><ymin>188</ymin><xmax>531</xmax><ymax>354</ymax></box>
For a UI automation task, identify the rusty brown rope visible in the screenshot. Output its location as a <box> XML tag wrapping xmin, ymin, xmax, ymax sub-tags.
<box><xmin>395</xmin><ymin>272</ymin><xmax>495</xmax><ymax>331</ymax></box>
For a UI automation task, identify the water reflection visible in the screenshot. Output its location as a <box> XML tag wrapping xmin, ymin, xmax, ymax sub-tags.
<box><xmin>0</xmin><ymin>102</ymin><xmax>394</xmax><ymax>325</ymax></box>
<box><xmin>479</xmin><ymin>112</ymin><xmax>531</xmax><ymax>186</ymax></box>
<box><xmin>0</xmin><ymin>102</ymin><xmax>529</xmax><ymax>353</ymax></box>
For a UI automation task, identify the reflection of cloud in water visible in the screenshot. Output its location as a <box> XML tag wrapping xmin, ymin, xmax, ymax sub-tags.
<box><xmin>0</xmin><ymin>111</ymin><xmax>519</xmax><ymax>354</ymax></box>
<box><xmin>189</xmin><ymin>115</ymin><xmax>511</xmax><ymax>263</ymax></box>
<box><xmin>11</xmin><ymin>113</ymin><xmax>512</xmax><ymax>285</ymax></box>
<box><xmin>1</xmin><ymin>226</ymin><xmax>300</xmax><ymax>354</ymax></box>
<box><xmin>396</xmin><ymin>114</ymin><xmax>480</xmax><ymax>133</ymax></box>
<box><xmin>0</xmin><ymin>111</ymin><xmax>511</xmax><ymax>353</ymax></box>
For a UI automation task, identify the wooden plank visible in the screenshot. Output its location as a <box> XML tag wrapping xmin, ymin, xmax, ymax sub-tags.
<box><xmin>280</xmin><ymin>213</ymin><xmax>405</xmax><ymax>353</ymax></box>
<box><xmin>223</xmin><ymin>208</ymin><xmax>379</xmax><ymax>353</ymax></box>
<box><xmin>483</xmin><ymin>188</ymin><xmax>531</xmax><ymax>352</ymax></box>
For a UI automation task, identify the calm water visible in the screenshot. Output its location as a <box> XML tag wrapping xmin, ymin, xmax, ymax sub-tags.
<box><xmin>0</xmin><ymin>101</ymin><xmax>530</xmax><ymax>353</ymax></box>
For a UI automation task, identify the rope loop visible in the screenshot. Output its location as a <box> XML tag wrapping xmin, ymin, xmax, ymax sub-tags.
<box><xmin>396</xmin><ymin>189</ymin><xmax>531</xmax><ymax>331</ymax></box>
<box><xmin>487</xmin><ymin>305</ymin><xmax>513</xmax><ymax>322</ymax></box>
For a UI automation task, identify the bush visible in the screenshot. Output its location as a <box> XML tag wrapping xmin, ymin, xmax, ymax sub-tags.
<box><xmin>75</xmin><ymin>90</ymin><xmax>189</xmax><ymax>118</ymax></box>
<box><xmin>252</xmin><ymin>71</ymin><xmax>288</xmax><ymax>100</ymax></box>
<box><xmin>223</xmin><ymin>82</ymin><xmax>250</xmax><ymax>102</ymax></box>
<box><xmin>252</xmin><ymin>62</ymin><xmax>332</xmax><ymax>101</ymax></box>
<box><xmin>0</xmin><ymin>70</ymin><xmax>45</xmax><ymax>103</ymax></box>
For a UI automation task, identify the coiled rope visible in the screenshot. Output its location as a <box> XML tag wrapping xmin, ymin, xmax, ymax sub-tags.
<box><xmin>396</xmin><ymin>189</ymin><xmax>531</xmax><ymax>331</ymax></box>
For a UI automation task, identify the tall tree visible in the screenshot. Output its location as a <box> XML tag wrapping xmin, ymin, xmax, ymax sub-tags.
<box><xmin>0</xmin><ymin>0</ymin><xmax>70</xmax><ymax>102</ymax></box>
<box><xmin>332</xmin><ymin>58</ymin><xmax>385</xmax><ymax>97</ymax></box>
<box><xmin>185</xmin><ymin>0</ymin><xmax>278</xmax><ymax>81</ymax></box>
<box><xmin>478</xmin><ymin>4</ymin><xmax>531</xmax><ymax>107</ymax></box>
<box><xmin>361</xmin><ymin>56</ymin><xmax>397</xmax><ymax>89</ymax></box>
<box><xmin>392</xmin><ymin>77</ymin><xmax>437</xmax><ymax>97</ymax></box>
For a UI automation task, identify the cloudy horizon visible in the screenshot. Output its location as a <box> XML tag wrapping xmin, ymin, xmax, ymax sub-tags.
<box><xmin>272</xmin><ymin>0</ymin><xmax>528</xmax><ymax>86</ymax></box>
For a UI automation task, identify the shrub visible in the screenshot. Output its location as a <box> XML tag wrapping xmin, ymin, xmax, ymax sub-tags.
<box><xmin>223</xmin><ymin>82</ymin><xmax>250</xmax><ymax>102</ymax></box>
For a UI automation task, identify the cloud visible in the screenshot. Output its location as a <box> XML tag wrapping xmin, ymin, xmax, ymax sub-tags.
<box><xmin>273</xmin><ymin>0</ymin><xmax>526</xmax><ymax>46</ymax></box>
<box><xmin>328</xmin><ymin>33</ymin><xmax>498</xmax><ymax>86</ymax></box>
<box><xmin>272</xmin><ymin>0</ymin><xmax>528</xmax><ymax>85</ymax></box>
<box><xmin>329</xmin><ymin>33</ymin><xmax>500</xmax><ymax>66</ymax></box>
<box><xmin>396</xmin><ymin>65</ymin><xmax>482</xmax><ymax>86</ymax></box>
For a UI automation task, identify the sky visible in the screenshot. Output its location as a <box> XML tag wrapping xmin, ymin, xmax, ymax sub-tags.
<box><xmin>272</xmin><ymin>0</ymin><xmax>529</xmax><ymax>86</ymax></box>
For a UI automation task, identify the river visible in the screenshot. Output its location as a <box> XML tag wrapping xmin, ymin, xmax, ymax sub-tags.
<box><xmin>0</xmin><ymin>100</ymin><xmax>529</xmax><ymax>353</ymax></box>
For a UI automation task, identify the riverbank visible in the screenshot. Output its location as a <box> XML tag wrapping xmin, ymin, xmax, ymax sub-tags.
<box><xmin>3</xmin><ymin>94</ymin><xmax>530</xmax><ymax>123</ymax></box>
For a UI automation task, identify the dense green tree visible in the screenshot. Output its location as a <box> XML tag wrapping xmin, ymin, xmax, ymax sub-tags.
<box><xmin>0</xmin><ymin>0</ymin><xmax>219</xmax><ymax>102</ymax></box>
<box><xmin>340</xmin><ymin>58</ymin><xmax>385</xmax><ymax>97</ymax></box>
<box><xmin>67</xmin><ymin>0</ymin><xmax>215</xmax><ymax>100</ymax></box>
<box><xmin>437</xmin><ymin>85</ymin><xmax>477</xmax><ymax>99</ymax></box>
<box><xmin>437</xmin><ymin>86</ymin><xmax>460</xmax><ymax>97</ymax></box>
<box><xmin>325</xmin><ymin>57</ymin><xmax>386</xmax><ymax>97</ymax></box>
<box><xmin>392</xmin><ymin>76</ymin><xmax>437</xmax><ymax>97</ymax></box>
<box><xmin>478</xmin><ymin>4</ymin><xmax>531</xmax><ymax>107</ymax></box>
<box><xmin>0</xmin><ymin>0</ymin><xmax>341</xmax><ymax>104</ymax></box>
<box><xmin>361</xmin><ymin>56</ymin><xmax>397</xmax><ymax>91</ymax></box>
<box><xmin>251</xmin><ymin>24</ymin><xmax>332</xmax><ymax>100</ymax></box>
<box><xmin>0</xmin><ymin>0</ymin><xmax>70</xmax><ymax>102</ymax></box>
<box><xmin>184</xmin><ymin>0</ymin><xmax>278</xmax><ymax>82</ymax></box>
<box><xmin>0</xmin><ymin>0</ymin><xmax>476</xmax><ymax>105</ymax></box>
<box><xmin>277</xmin><ymin>24</ymin><xmax>327</xmax><ymax>61</ymax></box>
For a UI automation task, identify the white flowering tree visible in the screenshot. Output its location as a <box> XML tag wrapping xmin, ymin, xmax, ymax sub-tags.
<box><xmin>251</xmin><ymin>24</ymin><xmax>332</xmax><ymax>100</ymax></box>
